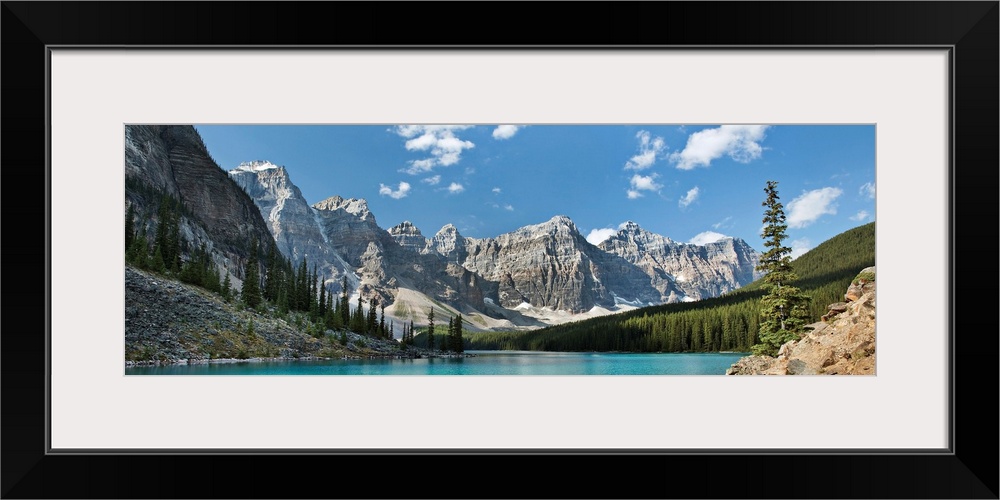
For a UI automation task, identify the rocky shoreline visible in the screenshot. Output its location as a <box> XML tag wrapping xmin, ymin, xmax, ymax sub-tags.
<box><xmin>727</xmin><ymin>266</ymin><xmax>876</xmax><ymax>375</ymax></box>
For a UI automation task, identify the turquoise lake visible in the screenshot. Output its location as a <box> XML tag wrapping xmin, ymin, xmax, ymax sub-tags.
<box><xmin>125</xmin><ymin>351</ymin><xmax>748</xmax><ymax>375</ymax></box>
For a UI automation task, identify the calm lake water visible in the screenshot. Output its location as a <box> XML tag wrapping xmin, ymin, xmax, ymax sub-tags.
<box><xmin>125</xmin><ymin>351</ymin><xmax>747</xmax><ymax>375</ymax></box>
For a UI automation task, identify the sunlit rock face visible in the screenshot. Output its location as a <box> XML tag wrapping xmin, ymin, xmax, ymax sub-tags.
<box><xmin>229</xmin><ymin>162</ymin><xmax>355</xmax><ymax>291</ymax></box>
<box><xmin>599</xmin><ymin>221</ymin><xmax>761</xmax><ymax>302</ymax></box>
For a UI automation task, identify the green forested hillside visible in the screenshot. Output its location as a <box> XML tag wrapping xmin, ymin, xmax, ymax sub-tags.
<box><xmin>463</xmin><ymin>222</ymin><xmax>875</xmax><ymax>352</ymax></box>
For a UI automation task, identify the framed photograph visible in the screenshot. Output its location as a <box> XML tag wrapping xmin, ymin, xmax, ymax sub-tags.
<box><xmin>6</xmin><ymin>2</ymin><xmax>997</xmax><ymax>498</ymax></box>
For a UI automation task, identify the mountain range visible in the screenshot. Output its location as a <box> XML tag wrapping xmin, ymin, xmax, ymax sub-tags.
<box><xmin>126</xmin><ymin>125</ymin><xmax>762</xmax><ymax>333</ymax></box>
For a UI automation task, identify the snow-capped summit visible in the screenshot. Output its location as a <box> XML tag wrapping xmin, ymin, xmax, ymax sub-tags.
<box><xmin>233</xmin><ymin>160</ymin><xmax>281</xmax><ymax>172</ymax></box>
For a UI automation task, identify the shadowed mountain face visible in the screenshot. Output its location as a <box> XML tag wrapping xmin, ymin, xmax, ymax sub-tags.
<box><xmin>124</xmin><ymin>125</ymin><xmax>276</xmax><ymax>280</ymax></box>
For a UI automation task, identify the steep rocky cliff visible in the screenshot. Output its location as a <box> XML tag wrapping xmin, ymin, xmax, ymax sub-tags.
<box><xmin>727</xmin><ymin>266</ymin><xmax>876</xmax><ymax>375</ymax></box>
<box><xmin>228</xmin><ymin>162</ymin><xmax>356</xmax><ymax>291</ymax></box>
<box><xmin>124</xmin><ymin>125</ymin><xmax>276</xmax><ymax>281</ymax></box>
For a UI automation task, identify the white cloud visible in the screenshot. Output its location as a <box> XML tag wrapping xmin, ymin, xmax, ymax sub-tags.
<box><xmin>669</xmin><ymin>125</ymin><xmax>769</xmax><ymax>170</ymax></box>
<box><xmin>394</xmin><ymin>125</ymin><xmax>475</xmax><ymax>173</ymax></box>
<box><xmin>688</xmin><ymin>231</ymin><xmax>729</xmax><ymax>245</ymax></box>
<box><xmin>787</xmin><ymin>187</ymin><xmax>843</xmax><ymax>228</ymax></box>
<box><xmin>378</xmin><ymin>181</ymin><xmax>411</xmax><ymax>200</ymax></box>
<box><xmin>789</xmin><ymin>238</ymin><xmax>811</xmax><ymax>260</ymax></box>
<box><xmin>503</xmin><ymin>204</ymin><xmax>514</xmax><ymax>211</ymax></box>
<box><xmin>678</xmin><ymin>186</ymin><xmax>700</xmax><ymax>208</ymax></box>
<box><xmin>492</xmin><ymin>125</ymin><xmax>520</xmax><ymax>140</ymax></box>
<box><xmin>712</xmin><ymin>216</ymin><xmax>733</xmax><ymax>230</ymax></box>
<box><xmin>447</xmin><ymin>182</ymin><xmax>465</xmax><ymax>194</ymax></box>
<box><xmin>492</xmin><ymin>187</ymin><xmax>501</xmax><ymax>194</ymax></box>
<box><xmin>850</xmin><ymin>209</ymin><xmax>871</xmax><ymax>222</ymax></box>
<box><xmin>402</xmin><ymin>158</ymin><xmax>437</xmax><ymax>175</ymax></box>
<box><xmin>630</xmin><ymin>173</ymin><xmax>662</xmax><ymax>192</ymax></box>
<box><xmin>422</xmin><ymin>175</ymin><xmax>441</xmax><ymax>185</ymax></box>
<box><xmin>627</xmin><ymin>190</ymin><xmax>642</xmax><ymax>199</ymax></box>
<box><xmin>625</xmin><ymin>130</ymin><xmax>667</xmax><ymax>170</ymax></box>
<box><xmin>586</xmin><ymin>228</ymin><xmax>618</xmax><ymax>245</ymax></box>
<box><xmin>860</xmin><ymin>181</ymin><xmax>875</xmax><ymax>199</ymax></box>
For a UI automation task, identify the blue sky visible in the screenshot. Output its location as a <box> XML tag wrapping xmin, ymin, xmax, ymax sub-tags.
<box><xmin>194</xmin><ymin>124</ymin><xmax>875</xmax><ymax>257</ymax></box>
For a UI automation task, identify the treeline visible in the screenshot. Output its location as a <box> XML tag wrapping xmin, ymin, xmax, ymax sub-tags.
<box><xmin>466</xmin><ymin>222</ymin><xmax>875</xmax><ymax>353</ymax></box>
<box><xmin>124</xmin><ymin>182</ymin><xmax>396</xmax><ymax>343</ymax></box>
<box><xmin>410</xmin><ymin>308</ymin><xmax>467</xmax><ymax>353</ymax></box>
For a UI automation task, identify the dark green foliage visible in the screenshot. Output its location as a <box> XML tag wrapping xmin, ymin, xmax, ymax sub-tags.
<box><xmin>340</xmin><ymin>276</ymin><xmax>351</xmax><ymax>326</ymax></box>
<box><xmin>426</xmin><ymin>324</ymin><xmax>435</xmax><ymax>351</ymax></box>
<box><xmin>350</xmin><ymin>296</ymin><xmax>366</xmax><ymax>333</ymax></box>
<box><xmin>126</xmin><ymin>226</ymin><xmax>149</xmax><ymax>268</ymax></box>
<box><xmin>150</xmin><ymin>244</ymin><xmax>166</xmax><ymax>273</ymax></box>
<box><xmin>752</xmin><ymin>181</ymin><xmax>811</xmax><ymax>356</ymax></box>
<box><xmin>241</xmin><ymin>242</ymin><xmax>262</xmax><ymax>309</ymax></box>
<box><xmin>426</xmin><ymin>308</ymin><xmax>435</xmax><ymax>350</ymax></box>
<box><xmin>464</xmin><ymin>222</ymin><xmax>874</xmax><ymax>353</ymax></box>
<box><xmin>125</xmin><ymin>202</ymin><xmax>136</xmax><ymax>252</ymax></box>
<box><xmin>452</xmin><ymin>314</ymin><xmax>464</xmax><ymax>353</ymax></box>
<box><xmin>378</xmin><ymin>302</ymin><xmax>386</xmax><ymax>339</ymax></box>
<box><xmin>366</xmin><ymin>297</ymin><xmax>378</xmax><ymax>335</ymax></box>
<box><xmin>319</xmin><ymin>278</ymin><xmax>327</xmax><ymax>318</ymax></box>
<box><xmin>221</xmin><ymin>271</ymin><xmax>232</xmax><ymax>302</ymax></box>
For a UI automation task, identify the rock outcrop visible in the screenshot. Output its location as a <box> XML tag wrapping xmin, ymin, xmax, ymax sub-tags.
<box><xmin>598</xmin><ymin>221</ymin><xmax>762</xmax><ymax>302</ymax></box>
<box><xmin>459</xmin><ymin>216</ymin><xmax>661</xmax><ymax>312</ymax></box>
<box><xmin>727</xmin><ymin>266</ymin><xmax>876</xmax><ymax>375</ymax></box>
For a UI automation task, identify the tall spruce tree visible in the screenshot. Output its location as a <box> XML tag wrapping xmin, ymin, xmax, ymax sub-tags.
<box><xmin>340</xmin><ymin>276</ymin><xmax>351</xmax><ymax>326</ymax></box>
<box><xmin>453</xmin><ymin>314</ymin><xmax>464</xmax><ymax>353</ymax></box>
<box><xmin>241</xmin><ymin>243</ymin><xmax>262</xmax><ymax>309</ymax></box>
<box><xmin>753</xmin><ymin>181</ymin><xmax>811</xmax><ymax>356</ymax></box>
<box><xmin>426</xmin><ymin>308</ymin><xmax>436</xmax><ymax>350</ymax></box>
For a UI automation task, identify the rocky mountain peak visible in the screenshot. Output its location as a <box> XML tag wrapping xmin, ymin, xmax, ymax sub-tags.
<box><xmin>313</xmin><ymin>196</ymin><xmax>373</xmax><ymax>220</ymax></box>
<box><xmin>233</xmin><ymin>160</ymin><xmax>282</xmax><ymax>173</ymax></box>
<box><xmin>436</xmin><ymin>223</ymin><xmax>459</xmax><ymax>236</ymax></box>
<box><xmin>619</xmin><ymin>220</ymin><xmax>642</xmax><ymax>233</ymax></box>
<box><xmin>389</xmin><ymin>221</ymin><xmax>422</xmax><ymax>236</ymax></box>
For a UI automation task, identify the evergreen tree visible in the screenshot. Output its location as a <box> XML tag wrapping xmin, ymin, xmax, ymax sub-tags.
<box><xmin>340</xmin><ymin>276</ymin><xmax>351</xmax><ymax>326</ymax></box>
<box><xmin>350</xmin><ymin>296</ymin><xmax>366</xmax><ymax>333</ymax></box>
<box><xmin>241</xmin><ymin>244</ymin><xmax>263</xmax><ymax>309</ymax></box>
<box><xmin>366</xmin><ymin>297</ymin><xmax>379</xmax><ymax>335</ymax></box>
<box><xmin>427</xmin><ymin>308</ymin><xmax>436</xmax><ymax>350</ymax></box>
<box><xmin>318</xmin><ymin>277</ymin><xmax>327</xmax><ymax>318</ymax></box>
<box><xmin>378</xmin><ymin>302</ymin><xmax>386</xmax><ymax>339</ymax></box>
<box><xmin>453</xmin><ymin>314</ymin><xmax>464</xmax><ymax>353</ymax></box>
<box><xmin>426</xmin><ymin>318</ymin><xmax>435</xmax><ymax>351</ymax></box>
<box><xmin>221</xmin><ymin>270</ymin><xmax>232</xmax><ymax>302</ymax></box>
<box><xmin>125</xmin><ymin>202</ymin><xmax>136</xmax><ymax>252</ymax></box>
<box><xmin>264</xmin><ymin>244</ymin><xmax>278</xmax><ymax>302</ymax></box>
<box><xmin>408</xmin><ymin>320</ymin><xmax>415</xmax><ymax>345</ymax></box>
<box><xmin>150</xmin><ymin>244</ymin><xmax>166</xmax><ymax>273</ymax></box>
<box><xmin>753</xmin><ymin>181</ymin><xmax>811</xmax><ymax>356</ymax></box>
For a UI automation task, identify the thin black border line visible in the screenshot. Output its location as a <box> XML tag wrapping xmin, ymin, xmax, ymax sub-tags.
<box><xmin>46</xmin><ymin>46</ymin><xmax>954</xmax><ymax>457</ymax></box>
<box><xmin>46</xmin><ymin>44</ymin><xmax>955</xmax><ymax>49</ymax></box>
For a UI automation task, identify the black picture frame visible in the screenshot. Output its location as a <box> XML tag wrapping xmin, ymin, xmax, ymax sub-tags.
<box><xmin>3</xmin><ymin>2</ymin><xmax>997</xmax><ymax>498</ymax></box>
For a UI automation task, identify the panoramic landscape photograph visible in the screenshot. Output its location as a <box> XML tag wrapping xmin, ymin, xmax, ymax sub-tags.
<box><xmin>124</xmin><ymin>124</ymin><xmax>876</xmax><ymax>375</ymax></box>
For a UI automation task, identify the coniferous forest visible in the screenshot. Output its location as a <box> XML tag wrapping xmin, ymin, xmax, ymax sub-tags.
<box><xmin>461</xmin><ymin>222</ymin><xmax>875</xmax><ymax>352</ymax></box>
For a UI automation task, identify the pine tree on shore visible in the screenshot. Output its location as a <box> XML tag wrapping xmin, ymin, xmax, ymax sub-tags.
<box><xmin>753</xmin><ymin>181</ymin><xmax>811</xmax><ymax>356</ymax></box>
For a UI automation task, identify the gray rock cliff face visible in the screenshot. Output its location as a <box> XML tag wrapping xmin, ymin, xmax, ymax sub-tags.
<box><xmin>458</xmin><ymin>216</ymin><xmax>661</xmax><ymax>312</ymax></box>
<box><xmin>598</xmin><ymin>221</ymin><xmax>761</xmax><ymax>302</ymax></box>
<box><xmin>124</xmin><ymin>125</ymin><xmax>276</xmax><ymax>282</ymax></box>
<box><xmin>228</xmin><ymin>162</ymin><xmax>355</xmax><ymax>291</ymax></box>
